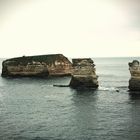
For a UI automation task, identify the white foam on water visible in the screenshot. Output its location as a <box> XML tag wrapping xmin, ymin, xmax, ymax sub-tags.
<box><xmin>99</xmin><ymin>86</ymin><xmax>118</xmax><ymax>91</ymax></box>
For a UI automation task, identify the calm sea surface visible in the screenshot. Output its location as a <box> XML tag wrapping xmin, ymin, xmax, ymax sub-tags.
<box><xmin>0</xmin><ymin>57</ymin><xmax>140</xmax><ymax>140</ymax></box>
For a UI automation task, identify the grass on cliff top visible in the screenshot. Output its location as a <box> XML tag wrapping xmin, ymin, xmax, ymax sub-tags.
<box><xmin>5</xmin><ymin>54</ymin><xmax>70</xmax><ymax>65</ymax></box>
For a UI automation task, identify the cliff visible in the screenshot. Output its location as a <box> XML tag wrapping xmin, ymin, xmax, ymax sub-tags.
<box><xmin>1</xmin><ymin>54</ymin><xmax>72</xmax><ymax>77</ymax></box>
<box><xmin>69</xmin><ymin>58</ymin><xmax>99</xmax><ymax>89</ymax></box>
<box><xmin>128</xmin><ymin>60</ymin><xmax>140</xmax><ymax>91</ymax></box>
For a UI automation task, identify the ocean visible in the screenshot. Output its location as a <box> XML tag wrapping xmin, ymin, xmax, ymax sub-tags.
<box><xmin>0</xmin><ymin>57</ymin><xmax>140</xmax><ymax>140</ymax></box>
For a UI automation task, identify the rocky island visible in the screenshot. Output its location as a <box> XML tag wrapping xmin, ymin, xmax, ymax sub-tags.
<box><xmin>1</xmin><ymin>54</ymin><xmax>72</xmax><ymax>77</ymax></box>
<box><xmin>128</xmin><ymin>60</ymin><xmax>140</xmax><ymax>91</ymax></box>
<box><xmin>69</xmin><ymin>58</ymin><xmax>99</xmax><ymax>89</ymax></box>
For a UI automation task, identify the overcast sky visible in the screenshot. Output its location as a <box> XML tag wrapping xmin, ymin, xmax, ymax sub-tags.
<box><xmin>0</xmin><ymin>0</ymin><xmax>140</xmax><ymax>58</ymax></box>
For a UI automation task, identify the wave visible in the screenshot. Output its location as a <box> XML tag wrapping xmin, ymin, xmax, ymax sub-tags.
<box><xmin>98</xmin><ymin>86</ymin><xmax>119</xmax><ymax>91</ymax></box>
<box><xmin>116</xmin><ymin>86</ymin><xmax>128</xmax><ymax>89</ymax></box>
<box><xmin>98</xmin><ymin>85</ymin><xmax>128</xmax><ymax>92</ymax></box>
<box><xmin>98</xmin><ymin>74</ymin><xmax>118</xmax><ymax>77</ymax></box>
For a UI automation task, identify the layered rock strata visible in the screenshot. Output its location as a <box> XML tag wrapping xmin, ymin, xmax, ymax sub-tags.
<box><xmin>1</xmin><ymin>54</ymin><xmax>72</xmax><ymax>77</ymax></box>
<box><xmin>69</xmin><ymin>58</ymin><xmax>99</xmax><ymax>89</ymax></box>
<box><xmin>129</xmin><ymin>60</ymin><xmax>140</xmax><ymax>91</ymax></box>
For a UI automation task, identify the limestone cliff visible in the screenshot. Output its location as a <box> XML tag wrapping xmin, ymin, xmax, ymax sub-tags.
<box><xmin>69</xmin><ymin>58</ymin><xmax>99</xmax><ymax>88</ymax></box>
<box><xmin>1</xmin><ymin>54</ymin><xmax>72</xmax><ymax>77</ymax></box>
<box><xmin>128</xmin><ymin>60</ymin><xmax>140</xmax><ymax>91</ymax></box>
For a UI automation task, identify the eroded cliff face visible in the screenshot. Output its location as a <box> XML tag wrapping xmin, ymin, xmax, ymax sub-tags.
<box><xmin>129</xmin><ymin>60</ymin><xmax>140</xmax><ymax>91</ymax></box>
<box><xmin>69</xmin><ymin>58</ymin><xmax>99</xmax><ymax>89</ymax></box>
<box><xmin>1</xmin><ymin>54</ymin><xmax>72</xmax><ymax>77</ymax></box>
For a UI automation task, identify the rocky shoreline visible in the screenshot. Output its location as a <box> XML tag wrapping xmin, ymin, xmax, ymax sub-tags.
<box><xmin>1</xmin><ymin>54</ymin><xmax>72</xmax><ymax>77</ymax></box>
<box><xmin>54</xmin><ymin>58</ymin><xmax>99</xmax><ymax>89</ymax></box>
<box><xmin>128</xmin><ymin>60</ymin><xmax>140</xmax><ymax>91</ymax></box>
<box><xmin>1</xmin><ymin>55</ymin><xmax>140</xmax><ymax>91</ymax></box>
<box><xmin>69</xmin><ymin>58</ymin><xmax>98</xmax><ymax>89</ymax></box>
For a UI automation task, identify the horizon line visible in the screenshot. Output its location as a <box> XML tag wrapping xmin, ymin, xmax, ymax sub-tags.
<box><xmin>0</xmin><ymin>55</ymin><xmax>140</xmax><ymax>59</ymax></box>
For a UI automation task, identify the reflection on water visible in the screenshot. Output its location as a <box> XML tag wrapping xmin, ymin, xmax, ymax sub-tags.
<box><xmin>129</xmin><ymin>91</ymin><xmax>140</xmax><ymax>98</ymax></box>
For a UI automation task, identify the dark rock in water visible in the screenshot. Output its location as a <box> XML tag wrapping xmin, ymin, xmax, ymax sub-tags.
<box><xmin>128</xmin><ymin>60</ymin><xmax>140</xmax><ymax>91</ymax></box>
<box><xmin>69</xmin><ymin>58</ymin><xmax>99</xmax><ymax>89</ymax></box>
<box><xmin>53</xmin><ymin>84</ymin><xmax>69</xmax><ymax>87</ymax></box>
<box><xmin>1</xmin><ymin>54</ymin><xmax>72</xmax><ymax>77</ymax></box>
<box><xmin>129</xmin><ymin>78</ymin><xmax>140</xmax><ymax>91</ymax></box>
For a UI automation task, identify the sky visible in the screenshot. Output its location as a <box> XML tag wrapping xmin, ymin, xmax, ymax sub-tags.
<box><xmin>0</xmin><ymin>0</ymin><xmax>140</xmax><ymax>58</ymax></box>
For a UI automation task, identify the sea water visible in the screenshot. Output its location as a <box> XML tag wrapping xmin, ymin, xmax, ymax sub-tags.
<box><xmin>0</xmin><ymin>57</ymin><xmax>140</xmax><ymax>140</ymax></box>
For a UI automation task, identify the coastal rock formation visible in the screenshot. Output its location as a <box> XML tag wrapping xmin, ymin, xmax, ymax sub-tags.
<box><xmin>69</xmin><ymin>58</ymin><xmax>99</xmax><ymax>89</ymax></box>
<box><xmin>128</xmin><ymin>60</ymin><xmax>140</xmax><ymax>91</ymax></box>
<box><xmin>1</xmin><ymin>54</ymin><xmax>72</xmax><ymax>77</ymax></box>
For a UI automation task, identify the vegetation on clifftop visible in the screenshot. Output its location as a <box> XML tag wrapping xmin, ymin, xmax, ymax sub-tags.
<box><xmin>3</xmin><ymin>54</ymin><xmax>71</xmax><ymax>66</ymax></box>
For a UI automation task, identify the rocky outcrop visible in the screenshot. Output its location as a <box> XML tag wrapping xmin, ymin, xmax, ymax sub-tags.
<box><xmin>1</xmin><ymin>54</ymin><xmax>72</xmax><ymax>77</ymax></box>
<box><xmin>69</xmin><ymin>58</ymin><xmax>99</xmax><ymax>89</ymax></box>
<box><xmin>128</xmin><ymin>60</ymin><xmax>140</xmax><ymax>91</ymax></box>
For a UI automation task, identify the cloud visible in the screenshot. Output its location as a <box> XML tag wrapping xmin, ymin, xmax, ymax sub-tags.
<box><xmin>0</xmin><ymin>0</ymin><xmax>140</xmax><ymax>57</ymax></box>
<box><xmin>115</xmin><ymin>0</ymin><xmax>140</xmax><ymax>29</ymax></box>
<box><xmin>1</xmin><ymin>0</ymin><xmax>140</xmax><ymax>28</ymax></box>
<box><xmin>0</xmin><ymin>0</ymin><xmax>32</xmax><ymax>23</ymax></box>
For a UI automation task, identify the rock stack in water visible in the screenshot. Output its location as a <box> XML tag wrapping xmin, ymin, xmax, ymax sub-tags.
<box><xmin>1</xmin><ymin>54</ymin><xmax>72</xmax><ymax>77</ymax></box>
<box><xmin>128</xmin><ymin>60</ymin><xmax>140</xmax><ymax>91</ymax></box>
<box><xmin>69</xmin><ymin>58</ymin><xmax>99</xmax><ymax>89</ymax></box>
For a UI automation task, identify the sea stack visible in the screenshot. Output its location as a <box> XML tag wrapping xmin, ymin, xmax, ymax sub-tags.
<box><xmin>1</xmin><ymin>54</ymin><xmax>72</xmax><ymax>77</ymax></box>
<box><xmin>69</xmin><ymin>58</ymin><xmax>99</xmax><ymax>89</ymax></box>
<box><xmin>128</xmin><ymin>60</ymin><xmax>140</xmax><ymax>91</ymax></box>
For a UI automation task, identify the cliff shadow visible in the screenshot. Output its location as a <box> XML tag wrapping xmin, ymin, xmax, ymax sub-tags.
<box><xmin>70</xmin><ymin>88</ymin><xmax>98</xmax><ymax>105</ymax></box>
<box><xmin>68</xmin><ymin>88</ymin><xmax>99</xmax><ymax>136</ymax></box>
<box><xmin>129</xmin><ymin>90</ymin><xmax>140</xmax><ymax>100</ymax></box>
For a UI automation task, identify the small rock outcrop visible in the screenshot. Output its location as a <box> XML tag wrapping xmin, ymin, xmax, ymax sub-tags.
<box><xmin>69</xmin><ymin>58</ymin><xmax>99</xmax><ymax>89</ymax></box>
<box><xmin>1</xmin><ymin>54</ymin><xmax>72</xmax><ymax>77</ymax></box>
<box><xmin>128</xmin><ymin>60</ymin><xmax>140</xmax><ymax>91</ymax></box>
